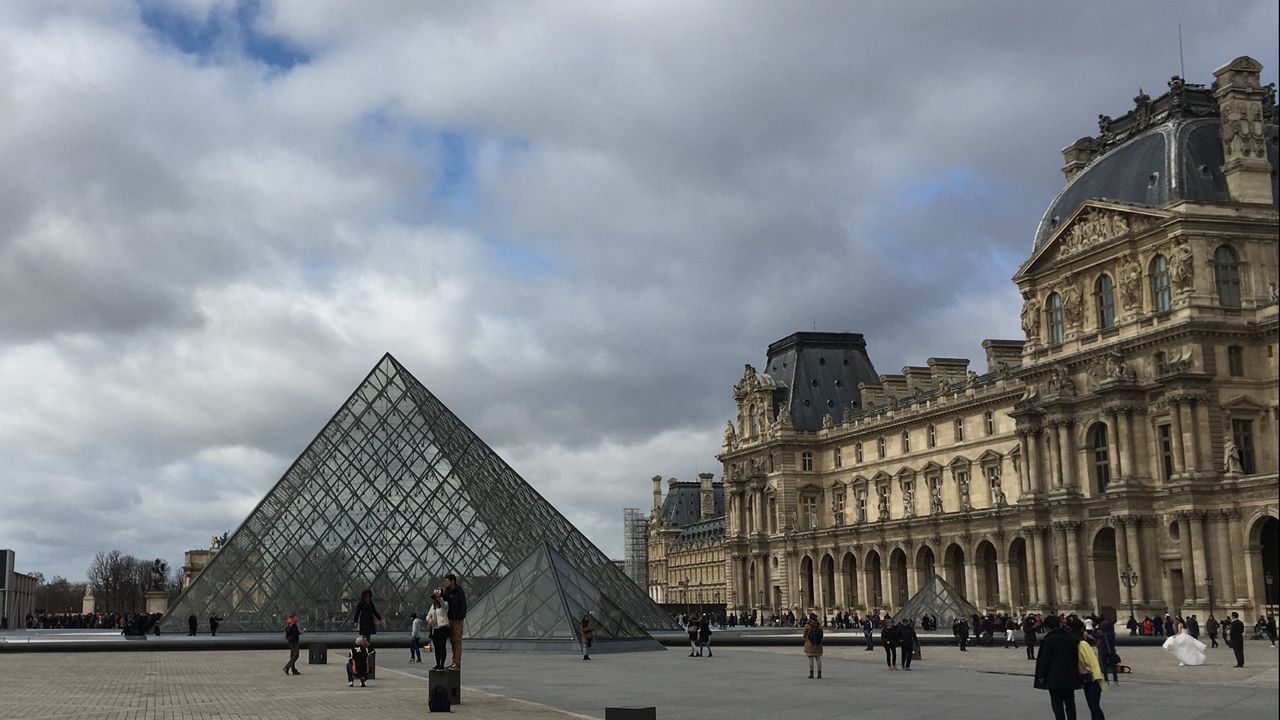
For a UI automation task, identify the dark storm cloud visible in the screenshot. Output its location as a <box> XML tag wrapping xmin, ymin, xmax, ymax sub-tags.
<box><xmin>0</xmin><ymin>0</ymin><xmax>1274</xmax><ymax>579</ymax></box>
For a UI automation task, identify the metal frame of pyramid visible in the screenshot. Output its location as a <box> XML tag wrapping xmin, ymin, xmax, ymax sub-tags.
<box><xmin>159</xmin><ymin>354</ymin><xmax>676</xmax><ymax>633</ymax></box>
<box><xmin>464</xmin><ymin>542</ymin><xmax>663</xmax><ymax>653</ymax></box>
<box><xmin>894</xmin><ymin>574</ymin><xmax>982</xmax><ymax>624</ymax></box>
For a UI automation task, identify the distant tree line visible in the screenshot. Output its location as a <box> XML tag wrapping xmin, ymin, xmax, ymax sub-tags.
<box><xmin>85</xmin><ymin>551</ymin><xmax>181</xmax><ymax>614</ymax></box>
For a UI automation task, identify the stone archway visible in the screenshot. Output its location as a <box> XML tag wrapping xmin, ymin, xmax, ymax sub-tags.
<box><xmin>915</xmin><ymin>545</ymin><xmax>936</xmax><ymax>589</ymax></box>
<box><xmin>945</xmin><ymin>543</ymin><xmax>967</xmax><ymax>600</ymax></box>
<box><xmin>1091</xmin><ymin>527</ymin><xmax>1121</xmax><ymax>620</ymax></box>
<box><xmin>975</xmin><ymin>540</ymin><xmax>999</xmax><ymax>609</ymax></box>
<box><xmin>890</xmin><ymin>548</ymin><xmax>909</xmax><ymax>608</ymax></box>
<box><xmin>841</xmin><ymin>552</ymin><xmax>859</xmax><ymax>609</ymax></box>
<box><xmin>1248</xmin><ymin>515</ymin><xmax>1280</xmax><ymax>614</ymax></box>
<box><xmin>866</xmin><ymin>550</ymin><xmax>884</xmax><ymax>610</ymax></box>
<box><xmin>800</xmin><ymin>555</ymin><xmax>815</xmax><ymax>610</ymax></box>
<box><xmin>820</xmin><ymin>553</ymin><xmax>836</xmax><ymax>610</ymax></box>
<box><xmin>1009</xmin><ymin>537</ymin><xmax>1031</xmax><ymax>611</ymax></box>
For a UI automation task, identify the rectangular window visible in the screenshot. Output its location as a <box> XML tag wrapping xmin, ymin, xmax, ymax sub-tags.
<box><xmin>1158</xmin><ymin>424</ymin><xmax>1174</xmax><ymax>480</ymax></box>
<box><xmin>1227</xmin><ymin>346</ymin><xmax>1245</xmax><ymax>377</ymax></box>
<box><xmin>833</xmin><ymin>447</ymin><xmax>843</xmax><ymax>468</ymax></box>
<box><xmin>902</xmin><ymin>431</ymin><xmax>911</xmax><ymax>453</ymax></box>
<box><xmin>1231</xmin><ymin>419</ymin><xmax>1256</xmax><ymax>474</ymax></box>
<box><xmin>833</xmin><ymin>491</ymin><xmax>845</xmax><ymax>523</ymax></box>
<box><xmin>877</xmin><ymin>437</ymin><xmax>886</xmax><ymax>458</ymax></box>
<box><xmin>801</xmin><ymin>451</ymin><xmax>813</xmax><ymax>472</ymax></box>
<box><xmin>985</xmin><ymin>411</ymin><xmax>995</xmax><ymax>436</ymax></box>
<box><xmin>927</xmin><ymin>424</ymin><xmax>936</xmax><ymax>448</ymax></box>
<box><xmin>955</xmin><ymin>418</ymin><xmax>965</xmax><ymax>442</ymax></box>
<box><xmin>801</xmin><ymin>495</ymin><xmax>818</xmax><ymax>530</ymax></box>
<box><xmin>855</xmin><ymin>443</ymin><xmax>864</xmax><ymax>463</ymax></box>
<box><xmin>855</xmin><ymin>490</ymin><xmax>867</xmax><ymax>523</ymax></box>
<box><xmin>987</xmin><ymin>465</ymin><xmax>1002</xmax><ymax>504</ymax></box>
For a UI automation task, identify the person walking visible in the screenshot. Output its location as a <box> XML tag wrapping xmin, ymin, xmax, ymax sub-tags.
<box><xmin>1023</xmin><ymin>614</ymin><xmax>1039</xmax><ymax>660</ymax></box>
<box><xmin>1005</xmin><ymin>617</ymin><xmax>1018</xmax><ymax>649</ymax></box>
<box><xmin>208</xmin><ymin>612</ymin><xmax>221</xmax><ymax>637</ymax></box>
<box><xmin>580</xmin><ymin>614</ymin><xmax>596</xmax><ymax>661</ymax></box>
<box><xmin>442</xmin><ymin>574</ymin><xmax>467</xmax><ymax>670</ymax></box>
<box><xmin>1077</xmin><ymin>628</ymin><xmax>1107</xmax><ymax>720</ymax></box>
<box><xmin>426</xmin><ymin>589</ymin><xmax>450</xmax><ymax>671</ymax></box>
<box><xmin>899</xmin><ymin>619</ymin><xmax>917</xmax><ymax>671</ymax></box>
<box><xmin>350</xmin><ymin>589</ymin><xmax>383</xmax><ymax>643</ymax></box>
<box><xmin>882</xmin><ymin>616</ymin><xmax>899</xmax><ymax>670</ymax></box>
<box><xmin>187</xmin><ymin>613</ymin><xmax>198</xmax><ymax>637</ymax></box>
<box><xmin>687</xmin><ymin>616</ymin><xmax>699</xmax><ymax>656</ymax></box>
<box><xmin>1227</xmin><ymin>612</ymin><xmax>1245</xmax><ymax>668</ymax></box>
<box><xmin>283</xmin><ymin>614</ymin><xmax>302</xmax><ymax>675</ymax></box>
<box><xmin>408</xmin><ymin>613</ymin><xmax>423</xmax><ymax>664</ymax></box>
<box><xmin>698</xmin><ymin>614</ymin><xmax>713</xmax><ymax>657</ymax></box>
<box><xmin>1034</xmin><ymin>615</ymin><xmax>1082</xmax><ymax>720</ymax></box>
<box><xmin>954</xmin><ymin>617</ymin><xmax>970</xmax><ymax>652</ymax></box>
<box><xmin>803</xmin><ymin>613</ymin><xmax>824</xmax><ymax>679</ymax></box>
<box><xmin>1162</xmin><ymin>622</ymin><xmax>1206</xmax><ymax>666</ymax></box>
<box><xmin>1095</xmin><ymin>622</ymin><xmax>1118</xmax><ymax>686</ymax></box>
<box><xmin>1205</xmin><ymin>615</ymin><xmax>1219</xmax><ymax>649</ymax></box>
<box><xmin>1187</xmin><ymin>615</ymin><xmax>1200</xmax><ymax>640</ymax></box>
<box><xmin>862</xmin><ymin>616</ymin><xmax>875</xmax><ymax>651</ymax></box>
<box><xmin>346</xmin><ymin>636</ymin><xmax>374</xmax><ymax>687</ymax></box>
<box><xmin>1265</xmin><ymin>616</ymin><xmax>1277</xmax><ymax>647</ymax></box>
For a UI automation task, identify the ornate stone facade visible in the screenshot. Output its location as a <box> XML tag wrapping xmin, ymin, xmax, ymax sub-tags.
<box><xmin>711</xmin><ymin>56</ymin><xmax>1279</xmax><ymax>621</ymax></box>
<box><xmin>646</xmin><ymin>475</ymin><xmax>727</xmax><ymax>609</ymax></box>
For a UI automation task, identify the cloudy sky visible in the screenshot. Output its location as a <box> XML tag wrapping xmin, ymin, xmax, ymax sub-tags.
<box><xmin>1</xmin><ymin>1</ymin><xmax>1275</xmax><ymax>582</ymax></box>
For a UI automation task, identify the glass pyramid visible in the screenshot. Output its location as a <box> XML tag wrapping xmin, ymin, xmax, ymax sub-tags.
<box><xmin>894</xmin><ymin>574</ymin><xmax>982</xmax><ymax>624</ymax></box>
<box><xmin>464</xmin><ymin>543</ymin><xmax>662</xmax><ymax>652</ymax></box>
<box><xmin>159</xmin><ymin>354</ymin><xmax>676</xmax><ymax>633</ymax></box>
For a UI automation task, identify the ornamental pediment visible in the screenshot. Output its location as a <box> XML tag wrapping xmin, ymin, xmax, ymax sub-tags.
<box><xmin>1017</xmin><ymin>201</ymin><xmax>1169</xmax><ymax>279</ymax></box>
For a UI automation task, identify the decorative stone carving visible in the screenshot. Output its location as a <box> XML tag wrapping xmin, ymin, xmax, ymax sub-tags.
<box><xmin>777</xmin><ymin>406</ymin><xmax>793</xmax><ymax>430</ymax></box>
<box><xmin>1224</xmin><ymin>437</ymin><xmax>1243</xmax><ymax>474</ymax></box>
<box><xmin>990</xmin><ymin>485</ymin><xmax>1006</xmax><ymax>508</ymax></box>
<box><xmin>1119</xmin><ymin>256</ymin><xmax>1143</xmax><ymax>309</ymax></box>
<box><xmin>1046</xmin><ymin>365</ymin><xmax>1076</xmax><ymax>396</ymax></box>
<box><xmin>1089</xmin><ymin>351</ymin><xmax>1136</xmax><ymax>386</ymax></box>
<box><xmin>723</xmin><ymin>421</ymin><xmax>737</xmax><ymax>449</ymax></box>
<box><xmin>903</xmin><ymin>486</ymin><xmax>916</xmax><ymax>519</ymax></box>
<box><xmin>1060</xmin><ymin>282</ymin><xmax>1083</xmax><ymax>327</ymax></box>
<box><xmin>930</xmin><ymin>484</ymin><xmax>943</xmax><ymax>515</ymax></box>
<box><xmin>1162</xmin><ymin>346</ymin><xmax>1194</xmax><ymax>374</ymax></box>
<box><xmin>877</xmin><ymin>485</ymin><xmax>890</xmax><ymax>521</ymax></box>
<box><xmin>822</xmin><ymin>413</ymin><xmax>834</xmax><ymax>430</ymax></box>
<box><xmin>1021</xmin><ymin>295</ymin><xmax>1041</xmax><ymax>339</ymax></box>
<box><xmin>1170</xmin><ymin>239</ymin><xmax>1195</xmax><ymax>291</ymax></box>
<box><xmin>1059</xmin><ymin>209</ymin><xmax>1136</xmax><ymax>257</ymax></box>
<box><xmin>1221</xmin><ymin>101</ymin><xmax>1268</xmax><ymax>158</ymax></box>
<box><xmin>957</xmin><ymin>475</ymin><xmax>972</xmax><ymax>512</ymax></box>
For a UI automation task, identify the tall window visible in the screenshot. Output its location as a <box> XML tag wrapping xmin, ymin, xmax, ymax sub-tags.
<box><xmin>1046</xmin><ymin>292</ymin><xmax>1064</xmax><ymax>344</ymax></box>
<box><xmin>902</xmin><ymin>430</ymin><xmax>911</xmax><ymax>453</ymax></box>
<box><xmin>801</xmin><ymin>495</ymin><xmax>818</xmax><ymax>530</ymax></box>
<box><xmin>1214</xmin><ymin>246</ymin><xmax>1241</xmax><ymax>307</ymax></box>
<box><xmin>855</xmin><ymin>489</ymin><xmax>868</xmax><ymax>523</ymax></box>
<box><xmin>954</xmin><ymin>417</ymin><xmax>965</xmax><ymax>442</ymax></box>
<box><xmin>986</xmin><ymin>465</ymin><xmax>1002</xmax><ymax>504</ymax></box>
<box><xmin>1095</xmin><ymin>274</ymin><xmax>1115</xmax><ymax>329</ymax></box>
<box><xmin>877</xmin><ymin>436</ymin><xmax>886</xmax><ymax>458</ymax></box>
<box><xmin>833</xmin><ymin>490</ymin><xmax>845</xmax><ymax>524</ymax></box>
<box><xmin>1232</xmin><ymin>419</ymin><xmax>1256</xmax><ymax>474</ymax></box>
<box><xmin>748</xmin><ymin>403</ymin><xmax>758</xmax><ymax>436</ymax></box>
<box><xmin>1150</xmin><ymin>254</ymin><xmax>1170</xmax><ymax>312</ymax></box>
<box><xmin>1158</xmin><ymin>424</ymin><xmax>1174</xmax><ymax>481</ymax></box>
<box><xmin>833</xmin><ymin>447</ymin><xmax>843</xmax><ymax>468</ymax></box>
<box><xmin>801</xmin><ymin>451</ymin><xmax>814</xmax><ymax>472</ymax></box>
<box><xmin>984</xmin><ymin>410</ymin><xmax>995</xmax><ymax>436</ymax></box>
<box><xmin>1227</xmin><ymin>345</ymin><xmax>1245</xmax><ymax>377</ymax></box>
<box><xmin>855</xmin><ymin>442</ymin><xmax>864</xmax><ymax>463</ymax></box>
<box><xmin>1091</xmin><ymin>422</ymin><xmax>1110</xmax><ymax>493</ymax></box>
<box><xmin>927</xmin><ymin>424</ymin><xmax>937</xmax><ymax>448</ymax></box>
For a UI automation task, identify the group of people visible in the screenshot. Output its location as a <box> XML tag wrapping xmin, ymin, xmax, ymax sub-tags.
<box><xmin>278</xmin><ymin>574</ymin><xmax>469</xmax><ymax>687</ymax></box>
<box><xmin>685</xmin><ymin>614</ymin><xmax>713</xmax><ymax>657</ymax></box>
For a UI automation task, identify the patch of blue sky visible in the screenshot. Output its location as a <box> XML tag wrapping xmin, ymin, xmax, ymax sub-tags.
<box><xmin>138</xmin><ymin>0</ymin><xmax>309</xmax><ymax>70</ymax></box>
<box><xmin>482</xmin><ymin>235</ymin><xmax>555</xmax><ymax>276</ymax></box>
<box><xmin>894</xmin><ymin>166</ymin><xmax>979</xmax><ymax>207</ymax></box>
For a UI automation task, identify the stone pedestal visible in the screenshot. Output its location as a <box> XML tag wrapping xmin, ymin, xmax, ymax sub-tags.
<box><xmin>308</xmin><ymin>644</ymin><xmax>327</xmax><ymax>664</ymax></box>
<box><xmin>82</xmin><ymin>587</ymin><xmax>95</xmax><ymax>615</ymax></box>
<box><xmin>144</xmin><ymin>591</ymin><xmax>169</xmax><ymax>615</ymax></box>
<box><xmin>429</xmin><ymin>668</ymin><xmax>460</xmax><ymax>705</ymax></box>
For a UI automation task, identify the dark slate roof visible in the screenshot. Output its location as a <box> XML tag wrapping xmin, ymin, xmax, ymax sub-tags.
<box><xmin>658</xmin><ymin>481</ymin><xmax>725</xmax><ymax>528</ymax></box>
<box><xmin>1034</xmin><ymin>85</ymin><xmax>1279</xmax><ymax>249</ymax></box>
<box><xmin>675</xmin><ymin>518</ymin><xmax>726</xmax><ymax>546</ymax></box>
<box><xmin>764</xmin><ymin>332</ymin><xmax>880</xmax><ymax>432</ymax></box>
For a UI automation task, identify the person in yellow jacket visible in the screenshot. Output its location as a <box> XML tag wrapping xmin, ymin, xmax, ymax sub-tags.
<box><xmin>1077</xmin><ymin>628</ymin><xmax>1106</xmax><ymax>720</ymax></box>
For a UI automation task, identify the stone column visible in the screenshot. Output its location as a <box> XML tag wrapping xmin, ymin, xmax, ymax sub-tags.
<box><xmin>1169</xmin><ymin>400</ymin><xmax>1187</xmax><ymax>475</ymax></box>
<box><xmin>1215</xmin><ymin>510</ymin><xmax>1239</xmax><ymax>605</ymax></box>
<box><xmin>965</xmin><ymin>560</ymin><xmax>979</xmax><ymax>605</ymax></box>
<box><xmin>757</xmin><ymin>488</ymin><xmax>769</xmax><ymax>535</ymax></box>
<box><xmin>1017</xmin><ymin>432</ymin><xmax>1032</xmax><ymax>495</ymax></box>
<box><xmin>880</xmin><ymin>553</ymin><xmax>893</xmax><ymax>609</ymax></box>
<box><xmin>1122</xmin><ymin>409</ymin><xmax>1138</xmax><ymax>484</ymax></box>
<box><xmin>1030</xmin><ymin>527</ymin><xmax>1050</xmax><ymax>608</ymax></box>
<box><xmin>1189</xmin><ymin>511</ymin><xmax>1210</xmax><ymax>605</ymax></box>
<box><xmin>1106</xmin><ymin>412</ymin><xmax>1123</xmax><ymax>486</ymax></box>
<box><xmin>1065</xmin><ymin>523</ymin><xmax>1083</xmax><ymax>606</ymax></box>
<box><xmin>1226</xmin><ymin>510</ymin><xmax>1246</xmax><ymax>601</ymax></box>
<box><xmin>1123</xmin><ymin>519</ymin><xmax>1145</xmax><ymax>604</ymax></box>
<box><xmin>1046</xmin><ymin>425</ymin><xmax>1063</xmax><ymax>489</ymax></box>
<box><xmin>1178</xmin><ymin>512</ymin><xmax>1197</xmax><ymax>603</ymax></box>
<box><xmin>1184</xmin><ymin>399</ymin><xmax>1202</xmax><ymax>473</ymax></box>
<box><xmin>1028</xmin><ymin>430</ymin><xmax>1044</xmax><ymax>494</ymax></box>
<box><xmin>1025</xmin><ymin>530</ymin><xmax>1042</xmax><ymax>606</ymax></box>
<box><xmin>997</xmin><ymin>540</ymin><xmax>1011</xmax><ymax>609</ymax></box>
<box><xmin>1054</xmin><ymin>523</ymin><xmax>1073</xmax><ymax>604</ymax></box>
<box><xmin>1058</xmin><ymin>422</ymin><xmax>1077</xmax><ymax>490</ymax></box>
<box><xmin>1114</xmin><ymin>409</ymin><xmax>1132</xmax><ymax>482</ymax></box>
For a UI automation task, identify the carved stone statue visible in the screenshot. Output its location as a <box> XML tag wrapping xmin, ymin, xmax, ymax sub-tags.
<box><xmin>990</xmin><ymin>485</ymin><xmax>1005</xmax><ymax>507</ymax></box>
<box><xmin>958</xmin><ymin>476</ymin><xmax>972</xmax><ymax>511</ymax></box>
<box><xmin>930</xmin><ymin>487</ymin><xmax>943</xmax><ymax>515</ymax></box>
<box><xmin>877</xmin><ymin>485</ymin><xmax>890</xmax><ymax>519</ymax></box>
<box><xmin>1021</xmin><ymin>296</ymin><xmax>1041</xmax><ymax>339</ymax></box>
<box><xmin>1046</xmin><ymin>365</ymin><xmax>1076</xmax><ymax>396</ymax></box>
<box><xmin>1060</xmin><ymin>283</ymin><xmax>1083</xmax><ymax>327</ymax></box>
<box><xmin>723</xmin><ymin>421</ymin><xmax>736</xmax><ymax>448</ymax></box>
<box><xmin>903</xmin><ymin>487</ymin><xmax>915</xmax><ymax>518</ymax></box>
<box><xmin>1224</xmin><ymin>438</ymin><xmax>1243</xmax><ymax>474</ymax></box>
<box><xmin>1119</xmin><ymin>257</ymin><xmax>1143</xmax><ymax>309</ymax></box>
<box><xmin>1171</xmin><ymin>240</ymin><xmax>1195</xmax><ymax>290</ymax></box>
<box><xmin>777</xmin><ymin>406</ymin><xmax>793</xmax><ymax>430</ymax></box>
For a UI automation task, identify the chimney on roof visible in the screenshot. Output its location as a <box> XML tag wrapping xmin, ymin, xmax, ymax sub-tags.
<box><xmin>652</xmin><ymin>475</ymin><xmax>663</xmax><ymax>514</ymax></box>
<box><xmin>1061</xmin><ymin>136</ymin><xmax>1101</xmax><ymax>180</ymax></box>
<box><xmin>1213</xmin><ymin>56</ymin><xmax>1272</xmax><ymax>204</ymax></box>
<box><xmin>982</xmin><ymin>339</ymin><xmax>1025</xmax><ymax>373</ymax></box>
<box><xmin>699</xmin><ymin>473</ymin><xmax>715</xmax><ymax>520</ymax></box>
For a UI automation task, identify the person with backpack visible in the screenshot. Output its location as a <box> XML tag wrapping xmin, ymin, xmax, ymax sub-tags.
<box><xmin>346</xmin><ymin>636</ymin><xmax>374</xmax><ymax>687</ymax></box>
<box><xmin>282</xmin><ymin>614</ymin><xmax>302</xmax><ymax>675</ymax></box>
<box><xmin>687</xmin><ymin>616</ymin><xmax>700</xmax><ymax>657</ymax></box>
<box><xmin>803</xmin><ymin>613</ymin><xmax>824</xmax><ymax>679</ymax></box>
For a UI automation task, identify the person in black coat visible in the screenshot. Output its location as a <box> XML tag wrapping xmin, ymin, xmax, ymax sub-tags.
<box><xmin>954</xmin><ymin>617</ymin><xmax>970</xmax><ymax>651</ymax></box>
<box><xmin>881</xmin><ymin>618</ymin><xmax>899</xmax><ymax>669</ymax></box>
<box><xmin>1034</xmin><ymin>616</ymin><xmax>1082</xmax><ymax>720</ymax></box>
<box><xmin>1023</xmin><ymin>614</ymin><xmax>1039</xmax><ymax>660</ymax></box>
<box><xmin>898</xmin><ymin>619</ymin><xmax>918</xmax><ymax>670</ymax></box>
<box><xmin>187</xmin><ymin>613</ymin><xmax>198</xmax><ymax>637</ymax></box>
<box><xmin>350</xmin><ymin>589</ymin><xmax>383</xmax><ymax>642</ymax></box>
<box><xmin>1227</xmin><ymin>612</ymin><xmax>1245</xmax><ymax>668</ymax></box>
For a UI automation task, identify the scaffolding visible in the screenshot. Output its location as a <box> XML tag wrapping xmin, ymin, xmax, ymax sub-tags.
<box><xmin>623</xmin><ymin>508</ymin><xmax>648</xmax><ymax>590</ymax></box>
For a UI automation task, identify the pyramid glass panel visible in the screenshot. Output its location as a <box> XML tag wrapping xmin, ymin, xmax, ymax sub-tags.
<box><xmin>161</xmin><ymin>354</ymin><xmax>675</xmax><ymax>632</ymax></box>
<box><xmin>895</xmin><ymin>574</ymin><xmax>982</xmax><ymax>624</ymax></box>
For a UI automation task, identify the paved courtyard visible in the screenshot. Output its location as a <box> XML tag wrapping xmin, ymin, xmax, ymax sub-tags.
<box><xmin>0</xmin><ymin>641</ymin><xmax>1275</xmax><ymax>719</ymax></box>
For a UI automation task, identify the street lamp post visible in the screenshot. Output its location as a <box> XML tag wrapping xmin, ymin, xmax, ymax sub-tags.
<box><xmin>1119</xmin><ymin>566</ymin><xmax>1139</xmax><ymax>632</ymax></box>
<box><xmin>1266</xmin><ymin>571</ymin><xmax>1275</xmax><ymax>618</ymax></box>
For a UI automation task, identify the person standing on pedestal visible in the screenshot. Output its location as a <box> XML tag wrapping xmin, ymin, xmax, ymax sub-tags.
<box><xmin>1228</xmin><ymin>612</ymin><xmax>1245</xmax><ymax>668</ymax></box>
<box><xmin>351</xmin><ymin>589</ymin><xmax>382</xmax><ymax>643</ymax></box>
<box><xmin>426</xmin><ymin>589</ymin><xmax>450</xmax><ymax>671</ymax></box>
<box><xmin>442</xmin><ymin>573</ymin><xmax>467</xmax><ymax>669</ymax></box>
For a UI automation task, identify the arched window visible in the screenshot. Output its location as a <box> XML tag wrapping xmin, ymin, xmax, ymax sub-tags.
<box><xmin>902</xmin><ymin>430</ymin><xmax>911</xmax><ymax>453</ymax></box>
<box><xmin>1091</xmin><ymin>423</ymin><xmax>1110</xmax><ymax>493</ymax></box>
<box><xmin>1046</xmin><ymin>292</ymin><xmax>1064</xmax><ymax>344</ymax></box>
<box><xmin>1094</xmin><ymin>274</ymin><xmax>1115</xmax><ymax>329</ymax></box>
<box><xmin>1214</xmin><ymin>245</ymin><xmax>1241</xmax><ymax>307</ymax></box>
<box><xmin>1149</xmin><ymin>254</ymin><xmax>1170</xmax><ymax>312</ymax></box>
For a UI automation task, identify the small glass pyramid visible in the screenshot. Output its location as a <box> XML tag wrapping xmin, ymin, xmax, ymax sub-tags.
<box><xmin>465</xmin><ymin>543</ymin><xmax>663</xmax><ymax>652</ymax></box>
<box><xmin>160</xmin><ymin>354</ymin><xmax>675</xmax><ymax>632</ymax></box>
<box><xmin>894</xmin><ymin>574</ymin><xmax>982</xmax><ymax>624</ymax></box>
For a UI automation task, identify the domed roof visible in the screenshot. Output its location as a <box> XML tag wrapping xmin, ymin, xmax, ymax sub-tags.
<box><xmin>1034</xmin><ymin>81</ymin><xmax>1279</xmax><ymax>249</ymax></box>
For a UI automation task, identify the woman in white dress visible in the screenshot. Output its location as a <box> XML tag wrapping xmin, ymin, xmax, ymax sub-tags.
<box><xmin>1162</xmin><ymin>622</ymin><xmax>1206</xmax><ymax>666</ymax></box>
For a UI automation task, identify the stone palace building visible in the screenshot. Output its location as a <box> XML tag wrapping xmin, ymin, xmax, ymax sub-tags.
<box><xmin>651</xmin><ymin>56</ymin><xmax>1279</xmax><ymax>622</ymax></box>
